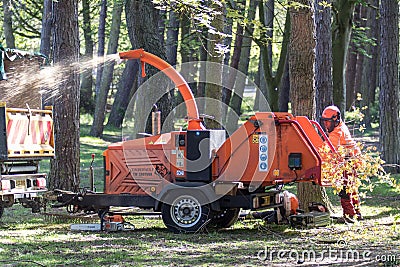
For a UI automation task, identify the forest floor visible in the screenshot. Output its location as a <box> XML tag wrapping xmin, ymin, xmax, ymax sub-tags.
<box><xmin>0</xmin><ymin>125</ymin><xmax>399</xmax><ymax>267</ymax></box>
<box><xmin>0</xmin><ymin>187</ymin><xmax>398</xmax><ymax>267</ymax></box>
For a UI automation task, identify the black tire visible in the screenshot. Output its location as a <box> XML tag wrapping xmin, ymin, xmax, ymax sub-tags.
<box><xmin>211</xmin><ymin>208</ymin><xmax>240</xmax><ymax>229</ymax></box>
<box><xmin>0</xmin><ymin>205</ymin><xmax>3</xmax><ymax>219</ymax></box>
<box><xmin>161</xmin><ymin>192</ymin><xmax>212</xmax><ymax>233</ymax></box>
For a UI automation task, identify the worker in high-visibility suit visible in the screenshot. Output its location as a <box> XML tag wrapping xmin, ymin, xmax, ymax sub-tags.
<box><xmin>321</xmin><ymin>105</ymin><xmax>362</xmax><ymax>223</ymax></box>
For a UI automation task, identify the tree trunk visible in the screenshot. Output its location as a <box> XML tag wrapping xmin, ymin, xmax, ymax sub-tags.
<box><xmin>39</xmin><ymin>0</ymin><xmax>53</xmax><ymax>107</ymax></box>
<box><xmin>165</xmin><ymin>8</ymin><xmax>179</xmax><ymax>120</ymax></box>
<box><xmin>223</xmin><ymin>4</ymin><xmax>233</xmax><ymax>67</ymax></box>
<box><xmin>263</xmin><ymin>0</ymin><xmax>278</xmax><ymax>111</ymax></box>
<box><xmin>345</xmin><ymin>4</ymin><xmax>361</xmax><ymax>110</ymax></box>
<box><xmin>222</xmin><ymin>0</ymin><xmax>244</xmax><ymax>114</ymax></box>
<box><xmin>265</xmin><ymin>0</ymin><xmax>274</xmax><ymax>68</ymax></box>
<box><xmin>278</xmin><ymin>53</ymin><xmax>290</xmax><ymax>112</ymax></box>
<box><xmin>40</xmin><ymin>0</ymin><xmax>52</xmax><ymax>57</ymax></box>
<box><xmin>226</xmin><ymin>0</ymin><xmax>257</xmax><ymax>133</ymax></box>
<box><xmin>353</xmin><ymin>6</ymin><xmax>367</xmax><ymax>109</ymax></box>
<box><xmin>180</xmin><ymin>13</ymin><xmax>197</xmax><ymax>65</ymax></box>
<box><xmin>94</xmin><ymin>0</ymin><xmax>107</xmax><ymax>103</ymax></box>
<box><xmin>254</xmin><ymin>0</ymin><xmax>273</xmax><ymax>112</ymax></box>
<box><xmin>332</xmin><ymin>0</ymin><xmax>355</xmax><ymax>113</ymax></box>
<box><xmin>179</xmin><ymin>12</ymin><xmax>198</xmax><ymax>115</ymax></box>
<box><xmin>158</xmin><ymin>10</ymin><xmax>166</xmax><ymax>48</ymax></box>
<box><xmin>314</xmin><ymin>0</ymin><xmax>333</xmax><ymax>118</ymax></box>
<box><xmin>289</xmin><ymin>0</ymin><xmax>329</xmax><ymax>211</ymax></box>
<box><xmin>289</xmin><ymin>3</ymin><xmax>315</xmax><ymax>118</ymax></box>
<box><xmin>222</xmin><ymin>9</ymin><xmax>243</xmax><ymax>112</ymax></box>
<box><xmin>90</xmin><ymin>0</ymin><xmax>123</xmax><ymax>137</ymax></box>
<box><xmin>125</xmin><ymin>0</ymin><xmax>172</xmax><ymax>133</ymax></box>
<box><xmin>258</xmin><ymin>4</ymin><xmax>290</xmax><ymax>112</ymax></box>
<box><xmin>313</xmin><ymin>0</ymin><xmax>335</xmax><ymax>212</ymax></box>
<box><xmin>80</xmin><ymin>0</ymin><xmax>95</xmax><ymax>114</ymax></box>
<box><xmin>107</xmin><ymin>60</ymin><xmax>139</xmax><ymax>128</ymax></box>
<box><xmin>166</xmin><ymin>9</ymin><xmax>179</xmax><ymax>66</ymax></box>
<box><xmin>345</xmin><ymin>40</ymin><xmax>357</xmax><ymax>109</ymax></box>
<box><xmin>49</xmin><ymin>0</ymin><xmax>80</xmax><ymax>191</ymax></box>
<box><xmin>253</xmin><ymin>58</ymin><xmax>262</xmax><ymax>111</ymax></box>
<box><xmin>361</xmin><ymin>0</ymin><xmax>379</xmax><ymax>129</ymax></box>
<box><xmin>197</xmin><ymin>34</ymin><xmax>207</xmax><ymax>99</ymax></box>
<box><xmin>204</xmin><ymin>2</ymin><xmax>225</xmax><ymax>129</ymax></box>
<box><xmin>379</xmin><ymin>0</ymin><xmax>400</xmax><ymax>173</ymax></box>
<box><xmin>3</xmin><ymin>0</ymin><xmax>15</xmax><ymax>48</ymax></box>
<box><xmin>221</xmin><ymin>4</ymin><xmax>233</xmax><ymax>122</ymax></box>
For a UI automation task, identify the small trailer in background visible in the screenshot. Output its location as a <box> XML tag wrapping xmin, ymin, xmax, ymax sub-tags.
<box><xmin>0</xmin><ymin>104</ymin><xmax>54</xmax><ymax>218</ymax></box>
<box><xmin>0</xmin><ymin>47</ymin><xmax>54</xmax><ymax>218</ymax></box>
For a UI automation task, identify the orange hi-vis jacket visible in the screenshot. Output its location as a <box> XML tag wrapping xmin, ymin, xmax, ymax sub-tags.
<box><xmin>328</xmin><ymin>122</ymin><xmax>361</xmax><ymax>156</ymax></box>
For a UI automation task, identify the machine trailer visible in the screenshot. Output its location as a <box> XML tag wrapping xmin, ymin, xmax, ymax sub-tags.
<box><xmin>55</xmin><ymin>49</ymin><xmax>334</xmax><ymax>233</ymax></box>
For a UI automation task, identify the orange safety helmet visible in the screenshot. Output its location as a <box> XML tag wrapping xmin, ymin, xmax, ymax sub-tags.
<box><xmin>321</xmin><ymin>105</ymin><xmax>341</xmax><ymax>133</ymax></box>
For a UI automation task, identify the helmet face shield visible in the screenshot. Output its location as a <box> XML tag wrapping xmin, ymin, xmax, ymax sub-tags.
<box><xmin>320</xmin><ymin>117</ymin><xmax>336</xmax><ymax>133</ymax></box>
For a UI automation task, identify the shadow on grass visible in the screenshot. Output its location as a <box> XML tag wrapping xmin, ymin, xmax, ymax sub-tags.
<box><xmin>1</xmin><ymin>203</ymin><xmax>399</xmax><ymax>267</ymax></box>
<box><xmin>361</xmin><ymin>209</ymin><xmax>400</xmax><ymax>220</ymax></box>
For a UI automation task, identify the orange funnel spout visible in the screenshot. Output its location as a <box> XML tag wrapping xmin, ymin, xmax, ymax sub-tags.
<box><xmin>119</xmin><ymin>49</ymin><xmax>204</xmax><ymax>130</ymax></box>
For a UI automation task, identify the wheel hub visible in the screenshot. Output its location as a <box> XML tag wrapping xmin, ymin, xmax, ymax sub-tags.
<box><xmin>171</xmin><ymin>195</ymin><xmax>202</xmax><ymax>228</ymax></box>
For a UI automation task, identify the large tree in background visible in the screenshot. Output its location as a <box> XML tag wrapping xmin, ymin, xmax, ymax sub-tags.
<box><xmin>289</xmin><ymin>0</ymin><xmax>330</xmax><ymax>210</ymax></box>
<box><xmin>93</xmin><ymin>0</ymin><xmax>107</xmax><ymax>113</ymax></box>
<box><xmin>125</xmin><ymin>0</ymin><xmax>173</xmax><ymax>133</ymax></box>
<box><xmin>226</xmin><ymin>0</ymin><xmax>257</xmax><ymax>133</ymax></box>
<box><xmin>174</xmin><ymin>9</ymin><xmax>199</xmax><ymax>115</ymax></box>
<box><xmin>39</xmin><ymin>0</ymin><xmax>52</xmax><ymax>57</ymax></box>
<box><xmin>289</xmin><ymin>0</ymin><xmax>315</xmax><ymax>119</ymax></box>
<box><xmin>344</xmin><ymin>4</ymin><xmax>360</xmax><ymax>110</ymax></box>
<box><xmin>314</xmin><ymin>0</ymin><xmax>333</xmax><ymax>117</ymax></box>
<box><xmin>352</xmin><ymin>5</ymin><xmax>367</xmax><ymax>111</ymax></box>
<box><xmin>331</xmin><ymin>0</ymin><xmax>356</xmax><ymax>113</ymax></box>
<box><xmin>222</xmin><ymin>0</ymin><xmax>245</xmax><ymax>119</ymax></box>
<box><xmin>90</xmin><ymin>0</ymin><xmax>123</xmax><ymax>137</ymax></box>
<box><xmin>166</xmin><ymin>9</ymin><xmax>179</xmax><ymax>66</ymax></box>
<box><xmin>204</xmin><ymin>1</ymin><xmax>225</xmax><ymax>129</ymax></box>
<box><xmin>379</xmin><ymin>0</ymin><xmax>400</xmax><ymax>173</ymax></box>
<box><xmin>106</xmin><ymin>60</ymin><xmax>139</xmax><ymax>128</ymax></box>
<box><xmin>257</xmin><ymin>2</ymin><xmax>290</xmax><ymax>112</ymax></box>
<box><xmin>313</xmin><ymin>0</ymin><xmax>334</xmax><ymax>212</ymax></box>
<box><xmin>360</xmin><ymin>0</ymin><xmax>379</xmax><ymax>129</ymax></box>
<box><xmin>39</xmin><ymin>0</ymin><xmax>53</xmax><ymax>110</ymax></box>
<box><xmin>80</xmin><ymin>0</ymin><xmax>95</xmax><ymax>114</ymax></box>
<box><xmin>49</xmin><ymin>0</ymin><xmax>80</xmax><ymax>191</ymax></box>
<box><xmin>2</xmin><ymin>0</ymin><xmax>15</xmax><ymax>48</ymax></box>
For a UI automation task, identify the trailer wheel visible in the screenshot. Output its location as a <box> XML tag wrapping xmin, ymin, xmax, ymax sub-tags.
<box><xmin>211</xmin><ymin>208</ymin><xmax>240</xmax><ymax>229</ymax></box>
<box><xmin>161</xmin><ymin>193</ymin><xmax>212</xmax><ymax>233</ymax></box>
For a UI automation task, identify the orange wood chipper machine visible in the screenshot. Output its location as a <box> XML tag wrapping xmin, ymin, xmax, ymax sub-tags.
<box><xmin>56</xmin><ymin>49</ymin><xmax>334</xmax><ymax>233</ymax></box>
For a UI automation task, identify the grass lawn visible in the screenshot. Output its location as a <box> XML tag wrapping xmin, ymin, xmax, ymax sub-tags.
<box><xmin>0</xmin><ymin>123</ymin><xmax>399</xmax><ymax>267</ymax></box>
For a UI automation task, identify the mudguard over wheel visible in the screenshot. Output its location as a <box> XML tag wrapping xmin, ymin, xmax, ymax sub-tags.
<box><xmin>161</xmin><ymin>192</ymin><xmax>212</xmax><ymax>233</ymax></box>
<box><xmin>211</xmin><ymin>208</ymin><xmax>240</xmax><ymax>229</ymax></box>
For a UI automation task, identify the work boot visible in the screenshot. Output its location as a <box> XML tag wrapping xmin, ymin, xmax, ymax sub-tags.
<box><xmin>354</xmin><ymin>208</ymin><xmax>363</xmax><ymax>220</ymax></box>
